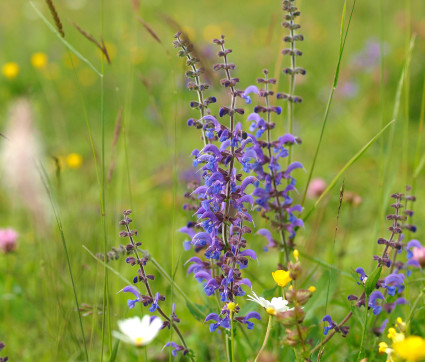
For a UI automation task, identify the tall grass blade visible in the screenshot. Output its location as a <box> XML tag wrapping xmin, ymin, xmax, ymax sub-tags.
<box><xmin>303</xmin><ymin>120</ymin><xmax>395</xmax><ymax>221</ymax></box>
<box><xmin>30</xmin><ymin>1</ymin><xmax>102</xmax><ymax>77</ymax></box>
<box><xmin>38</xmin><ymin>163</ymin><xmax>89</xmax><ymax>361</ymax></box>
<box><xmin>301</xmin><ymin>0</ymin><xmax>356</xmax><ymax>205</ymax></box>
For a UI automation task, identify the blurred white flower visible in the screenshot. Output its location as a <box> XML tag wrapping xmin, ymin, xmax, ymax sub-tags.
<box><xmin>112</xmin><ymin>315</ymin><xmax>162</xmax><ymax>347</ymax></box>
<box><xmin>247</xmin><ymin>291</ymin><xmax>292</xmax><ymax>316</ymax></box>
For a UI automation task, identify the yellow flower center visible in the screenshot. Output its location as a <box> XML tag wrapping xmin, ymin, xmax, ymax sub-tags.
<box><xmin>272</xmin><ymin>270</ymin><xmax>292</xmax><ymax>287</ymax></box>
<box><xmin>227</xmin><ymin>302</ymin><xmax>238</xmax><ymax>313</ymax></box>
<box><xmin>266</xmin><ymin>307</ymin><xmax>276</xmax><ymax>316</ymax></box>
<box><xmin>134</xmin><ymin>337</ymin><xmax>145</xmax><ymax>347</ymax></box>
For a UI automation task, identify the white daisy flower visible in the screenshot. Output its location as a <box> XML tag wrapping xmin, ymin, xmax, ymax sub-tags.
<box><xmin>247</xmin><ymin>290</ymin><xmax>292</xmax><ymax>316</ymax></box>
<box><xmin>112</xmin><ymin>315</ymin><xmax>163</xmax><ymax>347</ymax></box>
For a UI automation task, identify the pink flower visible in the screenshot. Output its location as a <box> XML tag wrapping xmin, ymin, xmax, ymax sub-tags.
<box><xmin>412</xmin><ymin>247</ymin><xmax>425</xmax><ymax>268</ymax></box>
<box><xmin>306</xmin><ymin>178</ymin><xmax>326</xmax><ymax>199</ymax></box>
<box><xmin>0</xmin><ymin>228</ymin><xmax>18</xmax><ymax>254</ymax></box>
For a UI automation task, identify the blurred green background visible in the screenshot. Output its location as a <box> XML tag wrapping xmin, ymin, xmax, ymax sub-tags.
<box><xmin>0</xmin><ymin>0</ymin><xmax>424</xmax><ymax>360</ymax></box>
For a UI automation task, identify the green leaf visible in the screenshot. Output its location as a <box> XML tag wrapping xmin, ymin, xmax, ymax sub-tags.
<box><xmin>186</xmin><ymin>301</ymin><xmax>206</xmax><ymax>322</ymax></box>
<box><xmin>365</xmin><ymin>266</ymin><xmax>382</xmax><ymax>296</ymax></box>
<box><xmin>262</xmin><ymin>286</ymin><xmax>278</xmax><ymax>300</ymax></box>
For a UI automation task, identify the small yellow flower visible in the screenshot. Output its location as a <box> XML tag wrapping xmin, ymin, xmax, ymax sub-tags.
<box><xmin>272</xmin><ymin>270</ymin><xmax>292</xmax><ymax>287</ymax></box>
<box><xmin>227</xmin><ymin>302</ymin><xmax>238</xmax><ymax>313</ymax></box>
<box><xmin>2</xmin><ymin>62</ymin><xmax>19</xmax><ymax>79</ymax></box>
<box><xmin>387</xmin><ymin>327</ymin><xmax>405</xmax><ymax>344</ymax></box>
<box><xmin>293</xmin><ymin>249</ymin><xmax>299</xmax><ymax>260</ymax></box>
<box><xmin>31</xmin><ymin>52</ymin><xmax>48</xmax><ymax>69</ymax></box>
<box><xmin>378</xmin><ymin>342</ymin><xmax>389</xmax><ymax>354</ymax></box>
<box><xmin>308</xmin><ymin>286</ymin><xmax>316</xmax><ymax>293</ymax></box>
<box><xmin>66</xmin><ymin>153</ymin><xmax>83</xmax><ymax>169</ymax></box>
<box><xmin>393</xmin><ymin>336</ymin><xmax>425</xmax><ymax>361</ymax></box>
<box><xmin>396</xmin><ymin>317</ymin><xmax>406</xmax><ymax>332</ymax></box>
<box><xmin>288</xmin><ymin>285</ymin><xmax>293</xmax><ymax>291</ymax></box>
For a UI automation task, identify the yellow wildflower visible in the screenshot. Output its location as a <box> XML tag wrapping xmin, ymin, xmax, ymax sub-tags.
<box><xmin>272</xmin><ymin>270</ymin><xmax>292</xmax><ymax>287</ymax></box>
<box><xmin>396</xmin><ymin>317</ymin><xmax>406</xmax><ymax>332</ymax></box>
<box><xmin>378</xmin><ymin>342</ymin><xmax>389</xmax><ymax>354</ymax></box>
<box><xmin>202</xmin><ymin>24</ymin><xmax>222</xmax><ymax>42</ymax></box>
<box><xmin>2</xmin><ymin>62</ymin><xmax>19</xmax><ymax>79</ymax></box>
<box><xmin>66</xmin><ymin>153</ymin><xmax>83</xmax><ymax>169</ymax></box>
<box><xmin>388</xmin><ymin>327</ymin><xmax>405</xmax><ymax>344</ymax></box>
<box><xmin>393</xmin><ymin>336</ymin><xmax>425</xmax><ymax>361</ymax></box>
<box><xmin>293</xmin><ymin>249</ymin><xmax>299</xmax><ymax>260</ymax></box>
<box><xmin>31</xmin><ymin>52</ymin><xmax>48</xmax><ymax>69</ymax></box>
<box><xmin>308</xmin><ymin>286</ymin><xmax>316</xmax><ymax>293</ymax></box>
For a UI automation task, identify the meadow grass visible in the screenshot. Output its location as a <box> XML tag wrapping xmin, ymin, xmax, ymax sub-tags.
<box><xmin>0</xmin><ymin>0</ymin><xmax>425</xmax><ymax>360</ymax></box>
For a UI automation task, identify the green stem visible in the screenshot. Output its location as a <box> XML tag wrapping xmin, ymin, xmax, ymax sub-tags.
<box><xmin>254</xmin><ymin>315</ymin><xmax>273</xmax><ymax>362</ymax></box>
<box><xmin>357</xmin><ymin>295</ymin><xmax>369</xmax><ymax>360</ymax></box>
<box><xmin>406</xmin><ymin>287</ymin><xmax>425</xmax><ymax>334</ymax></box>
<box><xmin>230</xmin><ymin>312</ymin><xmax>235</xmax><ymax>362</ymax></box>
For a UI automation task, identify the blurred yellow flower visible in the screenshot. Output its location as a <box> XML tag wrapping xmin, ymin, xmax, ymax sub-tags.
<box><xmin>66</xmin><ymin>153</ymin><xmax>83</xmax><ymax>169</ymax></box>
<box><xmin>272</xmin><ymin>270</ymin><xmax>292</xmax><ymax>287</ymax></box>
<box><xmin>2</xmin><ymin>62</ymin><xmax>19</xmax><ymax>79</ymax></box>
<box><xmin>293</xmin><ymin>249</ymin><xmax>299</xmax><ymax>260</ymax></box>
<box><xmin>182</xmin><ymin>25</ymin><xmax>195</xmax><ymax>40</ymax></box>
<box><xmin>78</xmin><ymin>67</ymin><xmax>96</xmax><ymax>87</ymax></box>
<box><xmin>378</xmin><ymin>342</ymin><xmax>389</xmax><ymax>354</ymax></box>
<box><xmin>31</xmin><ymin>52</ymin><xmax>48</xmax><ymax>69</ymax></box>
<box><xmin>308</xmin><ymin>286</ymin><xmax>316</xmax><ymax>293</ymax></box>
<box><xmin>202</xmin><ymin>24</ymin><xmax>222</xmax><ymax>42</ymax></box>
<box><xmin>393</xmin><ymin>336</ymin><xmax>425</xmax><ymax>361</ymax></box>
<box><xmin>62</xmin><ymin>52</ymin><xmax>80</xmax><ymax>69</ymax></box>
<box><xmin>130</xmin><ymin>47</ymin><xmax>146</xmax><ymax>65</ymax></box>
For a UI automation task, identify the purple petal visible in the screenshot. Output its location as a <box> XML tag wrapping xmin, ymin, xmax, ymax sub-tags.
<box><xmin>238</xmin><ymin>195</ymin><xmax>254</xmax><ymax>206</ymax></box>
<box><xmin>284</xmin><ymin>162</ymin><xmax>303</xmax><ymax>178</ymax></box>
<box><xmin>240</xmin><ymin>176</ymin><xmax>258</xmax><ymax>192</ymax></box>
<box><xmin>193</xmin><ymin>232</ymin><xmax>212</xmax><ymax>244</ymax></box>
<box><xmin>278</xmin><ymin>133</ymin><xmax>296</xmax><ymax>145</ymax></box>
<box><xmin>247</xmin><ymin>112</ymin><xmax>262</xmax><ymax>123</ymax></box>
<box><xmin>238</xmin><ymin>278</ymin><xmax>252</xmax><ymax>289</ymax></box>
<box><xmin>121</xmin><ymin>286</ymin><xmax>140</xmax><ymax>298</ymax></box>
<box><xmin>244</xmin><ymin>85</ymin><xmax>259</xmax><ymax>96</ymax></box>
<box><xmin>257</xmin><ymin>228</ymin><xmax>272</xmax><ymax>242</ymax></box>
<box><xmin>205</xmin><ymin>313</ymin><xmax>221</xmax><ymax>323</ymax></box>
<box><xmin>407</xmin><ymin>240</ymin><xmax>422</xmax><ymax>249</ymax></box>
<box><xmin>202</xmin><ymin>144</ymin><xmax>222</xmax><ymax>158</ymax></box>
<box><xmin>194</xmin><ymin>271</ymin><xmax>212</xmax><ymax>281</ymax></box>
<box><xmin>239</xmin><ymin>249</ymin><xmax>257</xmax><ymax>260</ymax></box>
<box><xmin>244</xmin><ymin>311</ymin><xmax>261</xmax><ymax>321</ymax></box>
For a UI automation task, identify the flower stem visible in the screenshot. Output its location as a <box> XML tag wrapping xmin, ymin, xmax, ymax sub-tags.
<box><xmin>230</xmin><ymin>312</ymin><xmax>235</xmax><ymax>362</ymax></box>
<box><xmin>406</xmin><ymin>287</ymin><xmax>425</xmax><ymax>334</ymax></box>
<box><xmin>357</xmin><ymin>295</ymin><xmax>369</xmax><ymax>360</ymax></box>
<box><xmin>254</xmin><ymin>315</ymin><xmax>273</xmax><ymax>362</ymax></box>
